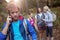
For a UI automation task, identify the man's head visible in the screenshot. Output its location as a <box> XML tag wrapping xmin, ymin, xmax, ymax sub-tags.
<box><xmin>6</xmin><ymin>4</ymin><xmax>20</xmax><ymax>21</ymax></box>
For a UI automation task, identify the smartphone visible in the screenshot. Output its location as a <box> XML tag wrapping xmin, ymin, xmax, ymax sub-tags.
<box><xmin>8</xmin><ymin>14</ymin><xmax>12</xmax><ymax>22</ymax></box>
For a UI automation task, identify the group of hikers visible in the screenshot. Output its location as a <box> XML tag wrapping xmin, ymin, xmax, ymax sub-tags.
<box><xmin>0</xmin><ymin>3</ymin><xmax>56</xmax><ymax>40</ymax></box>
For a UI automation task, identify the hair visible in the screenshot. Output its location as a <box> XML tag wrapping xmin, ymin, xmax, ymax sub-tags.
<box><xmin>6</xmin><ymin>3</ymin><xmax>20</xmax><ymax>14</ymax></box>
<box><xmin>43</xmin><ymin>6</ymin><xmax>51</xmax><ymax>12</ymax></box>
<box><xmin>28</xmin><ymin>9</ymin><xmax>33</xmax><ymax>15</ymax></box>
<box><xmin>37</xmin><ymin>7</ymin><xmax>42</xmax><ymax>13</ymax></box>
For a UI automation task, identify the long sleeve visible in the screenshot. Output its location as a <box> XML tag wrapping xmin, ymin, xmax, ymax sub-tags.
<box><xmin>26</xmin><ymin>20</ymin><xmax>37</xmax><ymax>40</ymax></box>
<box><xmin>1</xmin><ymin>22</ymin><xmax>10</xmax><ymax>40</ymax></box>
<box><xmin>0</xmin><ymin>32</ymin><xmax>6</xmax><ymax>40</ymax></box>
<box><xmin>44</xmin><ymin>13</ymin><xmax>53</xmax><ymax>22</ymax></box>
<box><xmin>0</xmin><ymin>22</ymin><xmax>6</xmax><ymax>40</ymax></box>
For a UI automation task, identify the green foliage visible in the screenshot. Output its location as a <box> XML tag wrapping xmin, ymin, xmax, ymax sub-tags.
<box><xmin>51</xmin><ymin>7</ymin><xmax>60</xmax><ymax>29</ymax></box>
<box><xmin>0</xmin><ymin>22</ymin><xmax>3</xmax><ymax>31</ymax></box>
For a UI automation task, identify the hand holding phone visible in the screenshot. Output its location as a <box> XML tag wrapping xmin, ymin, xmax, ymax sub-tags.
<box><xmin>6</xmin><ymin>15</ymin><xmax>12</xmax><ymax>25</ymax></box>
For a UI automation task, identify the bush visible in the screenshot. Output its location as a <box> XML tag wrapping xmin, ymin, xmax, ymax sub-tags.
<box><xmin>0</xmin><ymin>22</ymin><xmax>3</xmax><ymax>31</ymax></box>
<box><xmin>51</xmin><ymin>7</ymin><xmax>60</xmax><ymax>30</ymax></box>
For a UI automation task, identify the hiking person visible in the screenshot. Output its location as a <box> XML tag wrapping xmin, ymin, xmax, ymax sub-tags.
<box><xmin>35</xmin><ymin>7</ymin><xmax>46</xmax><ymax>40</ymax></box>
<box><xmin>43</xmin><ymin>6</ymin><xmax>54</xmax><ymax>40</ymax></box>
<box><xmin>2</xmin><ymin>3</ymin><xmax>37</xmax><ymax>40</ymax></box>
<box><xmin>27</xmin><ymin>11</ymin><xmax>37</xmax><ymax>40</ymax></box>
<box><xmin>27</xmin><ymin>10</ymin><xmax>35</xmax><ymax>29</ymax></box>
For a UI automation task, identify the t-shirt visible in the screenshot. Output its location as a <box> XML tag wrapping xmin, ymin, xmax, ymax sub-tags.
<box><xmin>35</xmin><ymin>13</ymin><xmax>42</xmax><ymax>19</ymax></box>
<box><xmin>12</xmin><ymin>20</ymin><xmax>24</xmax><ymax>40</ymax></box>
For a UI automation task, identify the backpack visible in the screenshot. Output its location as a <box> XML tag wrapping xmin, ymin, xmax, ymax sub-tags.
<box><xmin>23</xmin><ymin>19</ymin><xmax>29</xmax><ymax>40</ymax></box>
<box><xmin>51</xmin><ymin>12</ymin><xmax>56</xmax><ymax>21</ymax></box>
<box><xmin>37</xmin><ymin>14</ymin><xmax>46</xmax><ymax>28</ymax></box>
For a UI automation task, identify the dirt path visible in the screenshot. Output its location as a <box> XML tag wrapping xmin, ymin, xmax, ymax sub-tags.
<box><xmin>37</xmin><ymin>29</ymin><xmax>60</xmax><ymax>40</ymax></box>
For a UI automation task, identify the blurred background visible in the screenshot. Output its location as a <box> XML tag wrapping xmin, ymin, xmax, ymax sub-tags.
<box><xmin>0</xmin><ymin>0</ymin><xmax>60</xmax><ymax>40</ymax></box>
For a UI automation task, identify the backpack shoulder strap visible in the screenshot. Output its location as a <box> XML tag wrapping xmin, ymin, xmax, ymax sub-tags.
<box><xmin>37</xmin><ymin>14</ymin><xmax>40</xmax><ymax>19</ymax></box>
<box><xmin>19</xmin><ymin>15</ymin><xmax>28</xmax><ymax>34</ymax></box>
<box><xmin>23</xmin><ymin>19</ymin><xmax>29</xmax><ymax>40</ymax></box>
<box><xmin>23</xmin><ymin>19</ymin><xmax>28</xmax><ymax>33</ymax></box>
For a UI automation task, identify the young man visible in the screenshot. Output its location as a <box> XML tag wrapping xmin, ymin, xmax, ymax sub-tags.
<box><xmin>43</xmin><ymin>6</ymin><xmax>54</xmax><ymax>40</ymax></box>
<box><xmin>1</xmin><ymin>3</ymin><xmax>37</xmax><ymax>40</ymax></box>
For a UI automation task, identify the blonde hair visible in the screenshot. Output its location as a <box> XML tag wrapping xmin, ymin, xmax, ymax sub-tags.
<box><xmin>6</xmin><ymin>3</ymin><xmax>20</xmax><ymax>13</ymax></box>
<box><xmin>43</xmin><ymin>6</ymin><xmax>51</xmax><ymax>12</ymax></box>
